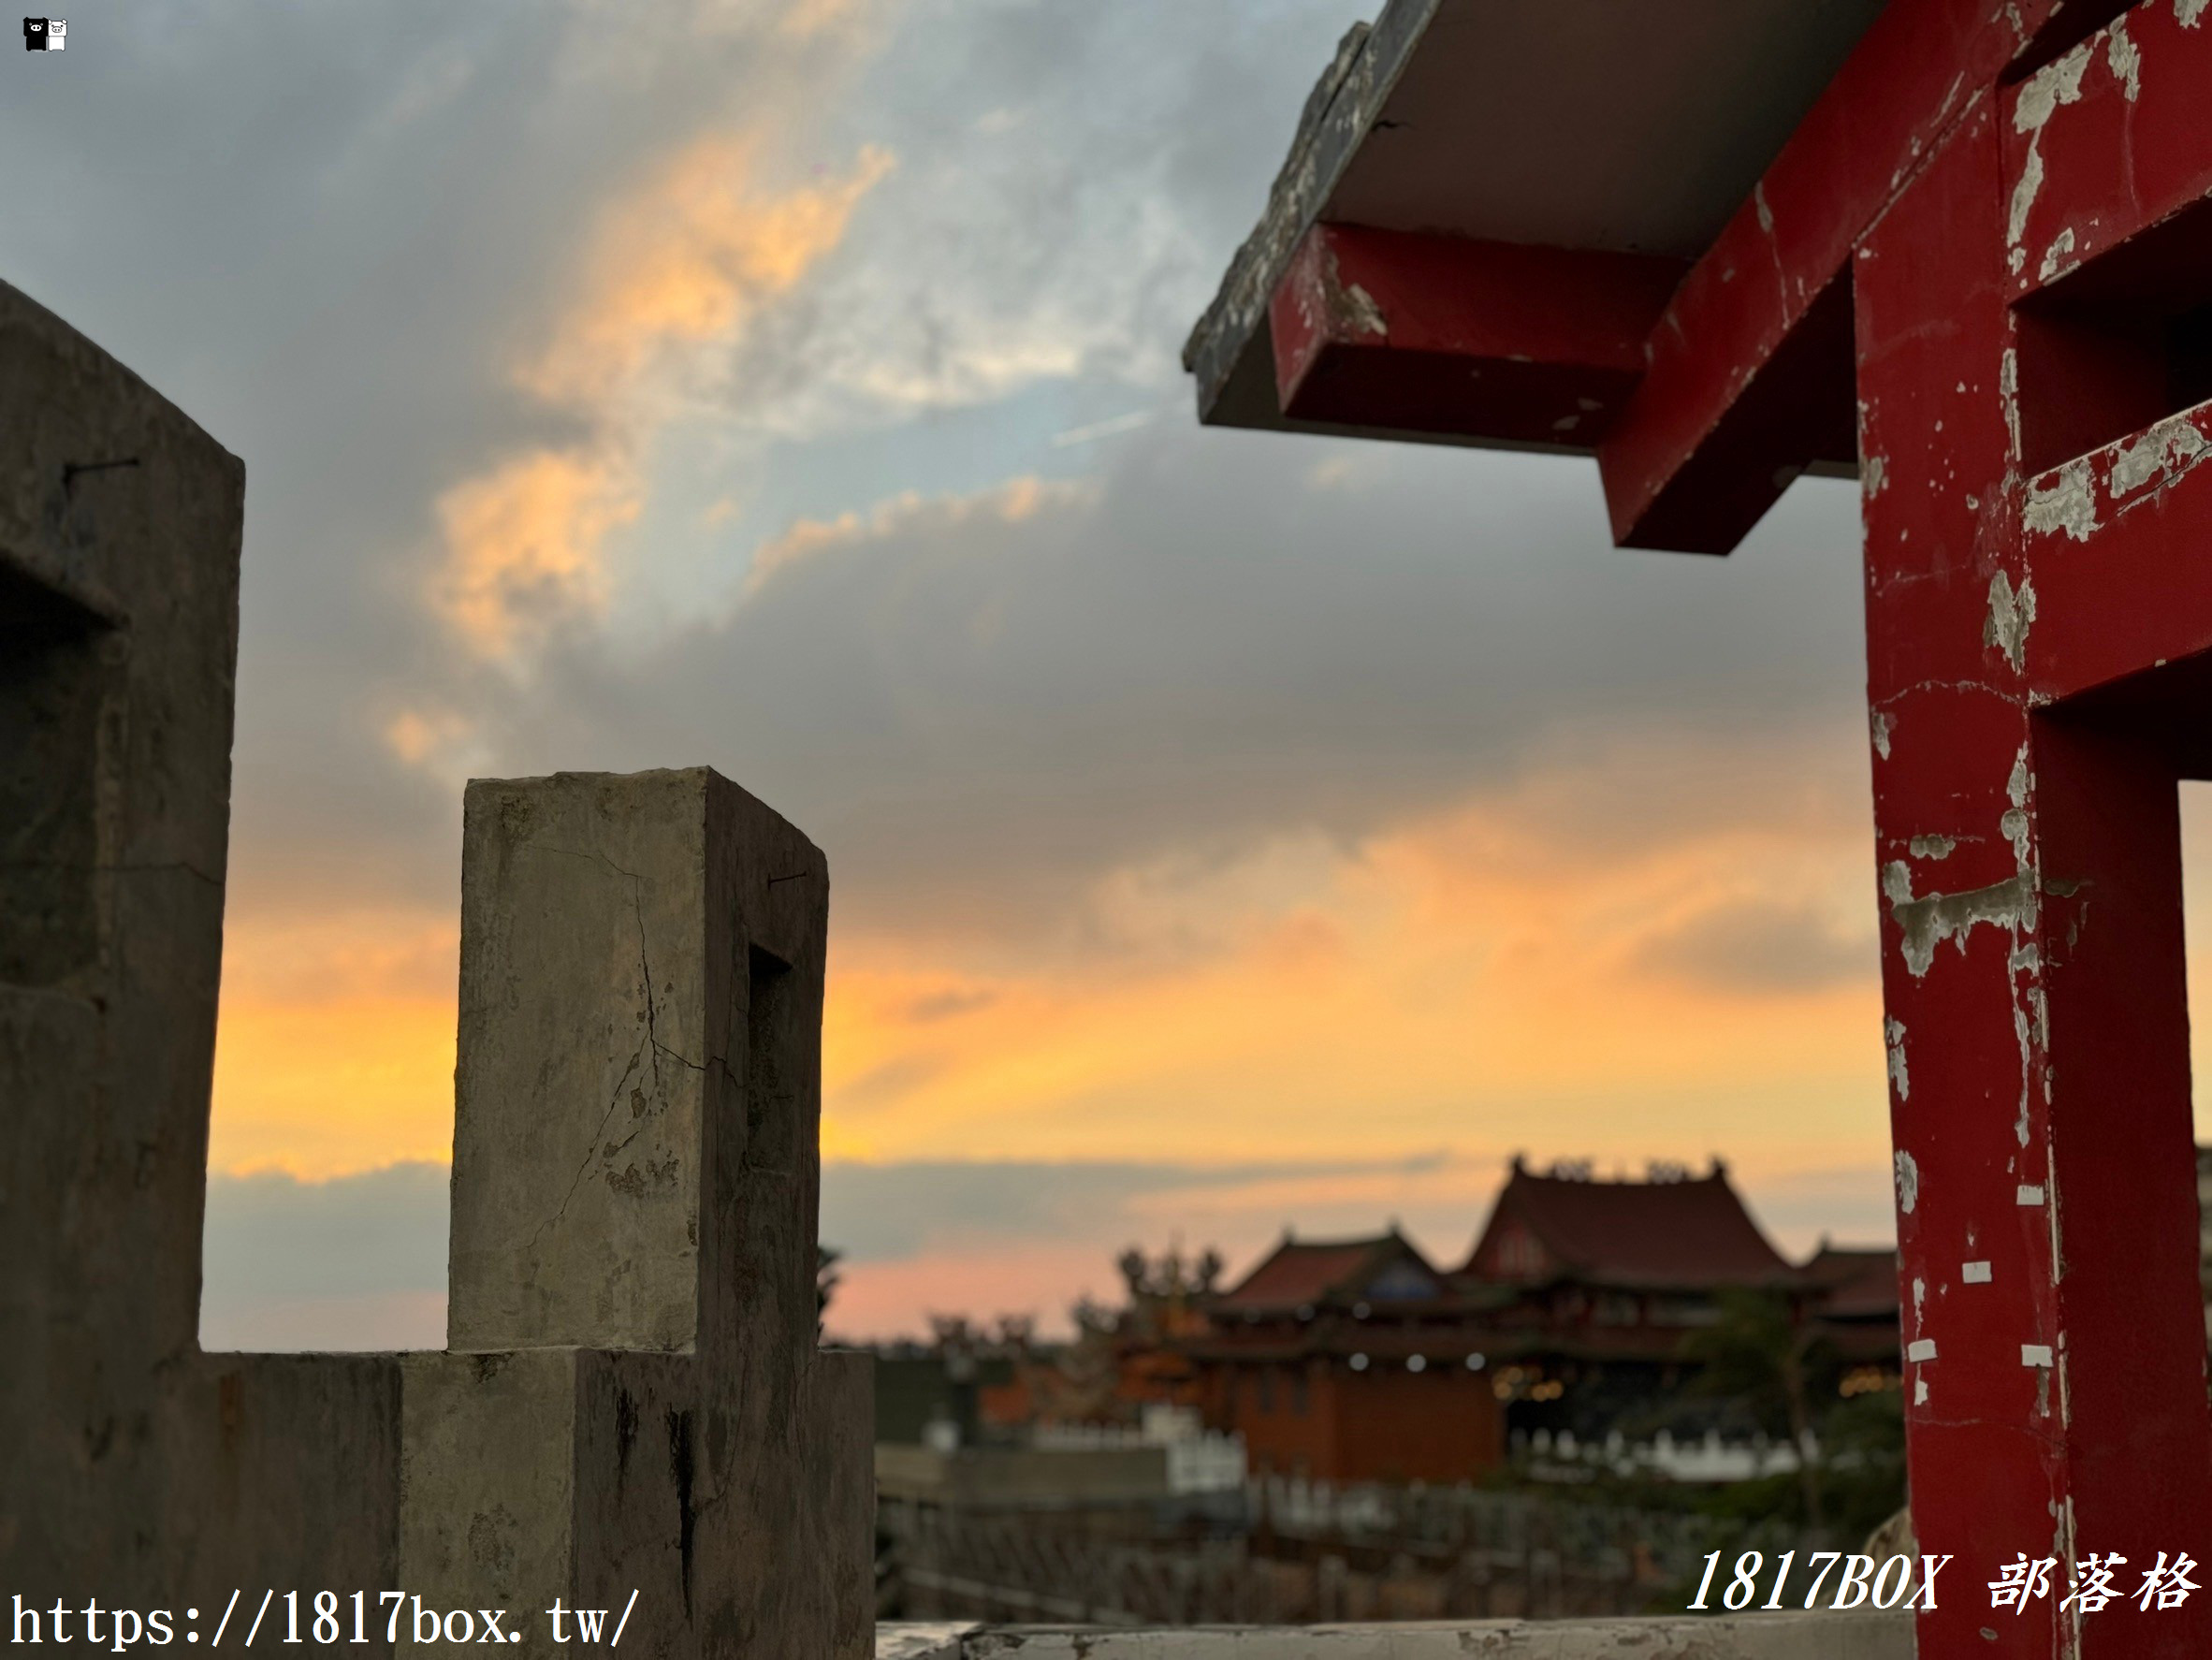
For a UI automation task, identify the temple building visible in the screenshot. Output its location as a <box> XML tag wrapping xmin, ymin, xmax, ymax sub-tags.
<box><xmin>1169</xmin><ymin>1158</ymin><xmax>1899</xmax><ymax>1484</ymax></box>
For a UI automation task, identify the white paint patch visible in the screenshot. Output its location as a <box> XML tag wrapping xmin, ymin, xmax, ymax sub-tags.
<box><xmin>1883</xmin><ymin>860</ymin><xmax>1914</xmax><ymax>908</ymax></box>
<box><xmin>1914</xmin><ymin>1377</ymin><xmax>1929</xmax><ymax>1405</ymax></box>
<box><xmin>1871</xmin><ymin>710</ymin><xmax>1895</xmax><ymax>761</ymax></box>
<box><xmin>2023</xmin><ymin>458</ymin><xmax>2100</xmax><ymax>541</ymax></box>
<box><xmin>1895</xmin><ymin>1148</ymin><xmax>1921</xmax><ymax>1215</ymax></box>
<box><xmin>2108</xmin><ymin>18</ymin><xmax>2142</xmax><ymax>100</ymax></box>
<box><xmin>1885</xmin><ymin>867</ymin><xmax>2037</xmax><ymax>978</ymax></box>
<box><xmin>2008</xmin><ymin>147</ymin><xmax>2044</xmax><ymax>273</ymax></box>
<box><xmin>1985</xmin><ymin>570</ymin><xmax>2037</xmax><ymax>670</ymax></box>
<box><xmin>1755</xmin><ymin>182</ymin><xmax>1775</xmax><ymax>233</ymax></box>
<box><xmin>2014</xmin><ymin>45</ymin><xmax>2093</xmax><ymax>136</ymax></box>
<box><xmin>2184</xmin><ymin>0</ymin><xmax>2212</xmax><ymax>27</ymax></box>
<box><xmin>2022</xmin><ymin>1344</ymin><xmax>2055</xmax><ymax>1367</ymax></box>
<box><xmin>1907</xmin><ymin>1338</ymin><xmax>1938</xmax><ymax>1362</ymax></box>
<box><xmin>2004</xmin><ymin>746</ymin><xmax>2033</xmax><ymax>870</ymax></box>
<box><xmin>1913</xmin><ymin>1277</ymin><xmax>1927</xmax><ymax>1332</ymax></box>
<box><xmin>1910</xmin><ymin>834</ymin><xmax>1957</xmax><ymax>860</ymax></box>
<box><xmin>1342</xmin><ymin>283</ymin><xmax>1388</xmax><ymax>338</ymax></box>
<box><xmin>1887</xmin><ymin>1018</ymin><xmax>1911</xmax><ymax>1101</ymax></box>
<box><xmin>1964</xmin><ymin>1260</ymin><xmax>1993</xmax><ymax>1283</ymax></box>
<box><xmin>2039</xmin><ymin>226</ymin><xmax>2077</xmax><ymax>284</ymax></box>
<box><xmin>2017</xmin><ymin>1183</ymin><xmax>2045</xmax><ymax>1205</ymax></box>
<box><xmin>2110</xmin><ymin>414</ymin><xmax>2210</xmax><ymax>499</ymax></box>
<box><xmin>2000</xmin><ymin>347</ymin><xmax>2022</xmax><ymax>459</ymax></box>
<box><xmin>1865</xmin><ymin>453</ymin><xmax>1887</xmax><ymax>498</ymax></box>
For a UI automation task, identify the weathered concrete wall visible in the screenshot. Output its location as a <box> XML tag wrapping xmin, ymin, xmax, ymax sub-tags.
<box><xmin>1</xmin><ymin>285</ymin><xmax>871</xmax><ymax>1655</ymax></box>
<box><xmin>877</xmin><ymin>1444</ymin><xmax>1171</xmax><ymax>1506</ymax></box>
<box><xmin>879</xmin><ymin>1614</ymin><xmax>1914</xmax><ymax>1659</ymax></box>
<box><xmin>0</xmin><ymin>277</ymin><xmax>405</xmax><ymax>1604</ymax></box>
<box><xmin>432</xmin><ymin>769</ymin><xmax>874</xmax><ymax>1659</ymax></box>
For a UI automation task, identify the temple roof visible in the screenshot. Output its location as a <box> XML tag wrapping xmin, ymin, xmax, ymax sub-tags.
<box><xmin>1214</xmin><ymin>1230</ymin><xmax>1443</xmax><ymax>1314</ymax></box>
<box><xmin>1800</xmin><ymin>1244</ymin><xmax>1901</xmax><ymax>1320</ymax></box>
<box><xmin>1461</xmin><ymin>1160</ymin><xmax>1797</xmax><ymax>1289</ymax></box>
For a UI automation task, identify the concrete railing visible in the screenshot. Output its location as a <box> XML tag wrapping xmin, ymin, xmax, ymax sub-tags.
<box><xmin>1</xmin><ymin>284</ymin><xmax>872</xmax><ymax>1660</ymax></box>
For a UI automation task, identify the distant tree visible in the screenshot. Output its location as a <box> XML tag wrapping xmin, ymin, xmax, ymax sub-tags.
<box><xmin>1819</xmin><ymin>1385</ymin><xmax>1909</xmax><ymax>1545</ymax></box>
<box><xmin>1116</xmin><ymin>1246</ymin><xmax>1150</xmax><ymax>1299</ymax></box>
<box><xmin>816</xmin><ymin>1245</ymin><xmax>840</xmax><ymax>1337</ymax></box>
<box><xmin>1683</xmin><ymin>1288</ymin><xmax>1832</xmax><ymax>1532</ymax></box>
<box><xmin>1194</xmin><ymin>1247</ymin><xmax>1225</xmax><ymax>1294</ymax></box>
<box><xmin>927</xmin><ymin>1313</ymin><xmax>978</xmax><ymax>1352</ymax></box>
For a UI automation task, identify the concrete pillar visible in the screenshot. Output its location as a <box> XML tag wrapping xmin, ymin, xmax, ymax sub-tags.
<box><xmin>0</xmin><ymin>282</ymin><xmax>870</xmax><ymax>1656</ymax></box>
<box><xmin>416</xmin><ymin>769</ymin><xmax>873</xmax><ymax>1656</ymax></box>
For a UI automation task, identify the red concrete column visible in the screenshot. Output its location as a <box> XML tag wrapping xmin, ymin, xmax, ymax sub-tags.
<box><xmin>1857</xmin><ymin>86</ymin><xmax>2212</xmax><ymax>1660</ymax></box>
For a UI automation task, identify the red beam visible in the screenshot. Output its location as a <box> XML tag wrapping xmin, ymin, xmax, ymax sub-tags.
<box><xmin>1267</xmin><ymin>224</ymin><xmax>1685</xmax><ymax>451</ymax></box>
<box><xmin>2018</xmin><ymin>403</ymin><xmax>2212</xmax><ymax>705</ymax></box>
<box><xmin>2003</xmin><ymin>2</ymin><xmax>2212</xmax><ymax>300</ymax></box>
<box><xmin>1596</xmin><ymin>0</ymin><xmax>2066</xmax><ymax>553</ymax></box>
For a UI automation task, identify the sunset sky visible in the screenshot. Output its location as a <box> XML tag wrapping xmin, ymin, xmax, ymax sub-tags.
<box><xmin>17</xmin><ymin>0</ymin><xmax>2212</xmax><ymax>1348</ymax></box>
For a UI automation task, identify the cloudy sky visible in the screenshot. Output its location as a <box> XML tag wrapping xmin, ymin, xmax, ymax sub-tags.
<box><xmin>18</xmin><ymin>0</ymin><xmax>2212</xmax><ymax>1347</ymax></box>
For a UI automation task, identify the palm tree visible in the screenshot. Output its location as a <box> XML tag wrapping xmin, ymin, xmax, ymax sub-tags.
<box><xmin>1682</xmin><ymin>1288</ymin><xmax>1831</xmax><ymax>1532</ymax></box>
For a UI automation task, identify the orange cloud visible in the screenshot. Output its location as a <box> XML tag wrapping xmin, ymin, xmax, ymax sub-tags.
<box><xmin>817</xmin><ymin>760</ymin><xmax>1893</xmax><ymax>1183</ymax></box>
<box><xmin>747</xmin><ymin>474</ymin><xmax>1094</xmax><ymax>594</ymax></box>
<box><xmin>523</xmin><ymin>136</ymin><xmax>893</xmax><ymax>410</ymax></box>
<box><xmin>779</xmin><ymin>0</ymin><xmax>868</xmax><ymax>40</ymax></box>
<box><xmin>429</xmin><ymin>132</ymin><xmax>894</xmax><ymax>663</ymax></box>
<box><xmin>434</xmin><ymin>449</ymin><xmax>640</xmax><ymax>659</ymax></box>
<box><xmin>211</xmin><ymin>768</ymin><xmax>2212</xmax><ymax>1212</ymax></box>
<box><xmin>211</xmin><ymin>908</ymin><xmax>459</xmax><ymax>1177</ymax></box>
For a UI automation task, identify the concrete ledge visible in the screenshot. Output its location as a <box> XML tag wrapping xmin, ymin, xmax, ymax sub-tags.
<box><xmin>879</xmin><ymin>1612</ymin><xmax>1913</xmax><ymax>1659</ymax></box>
<box><xmin>878</xmin><ymin>1626</ymin><xmax>979</xmax><ymax>1660</ymax></box>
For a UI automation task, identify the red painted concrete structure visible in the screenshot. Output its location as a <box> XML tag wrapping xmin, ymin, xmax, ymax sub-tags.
<box><xmin>1189</xmin><ymin>2</ymin><xmax>2212</xmax><ymax>1653</ymax></box>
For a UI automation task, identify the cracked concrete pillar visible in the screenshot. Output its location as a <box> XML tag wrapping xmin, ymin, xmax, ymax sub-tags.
<box><xmin>419</xmin><ymin>769</ymin><xmax>874</xmax><ymax>1657</ymax></box>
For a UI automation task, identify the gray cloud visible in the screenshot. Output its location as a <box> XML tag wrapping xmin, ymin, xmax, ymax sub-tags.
<box><xmin>197</xmin><ymin>1154</ymin><xmax>1894</xmax><ymax>1347</ymax></box>
<box><xmin>1634</xmin><ymin>897</ymin><xmax>1878</xmax><ymax>996</ymax></box>
<box><xmin>473</xmin><ymin>433</ymin><xmax>1869</xmax><ymax>947</ymax></box>
<box><xmin>196</xmin><ymin>1154</ymin><xmax>1458</xmax><ymax>1346</ymax></box>
<box><xmin>202</xmin><ymin>1162</ymin><xmax>449</xmax><ymax>1301</ymax></box>
<box><xmin>199</xmin><ymin>1163</ymin><xmax>450</xmax><ymax>1351</ymax></box>
<box><xmin>22</xmin><ymin>3</ymin><xmax>1902</xmax><ymax>1345</ymax></box>
<box><xmin>0</xmin><ymin>0</ymin><xmax>1871</xmax><ymax>945</ymax></box>
<box><xmin>820</xmin><ymin>1152</ymin><xmax>1447</xmax><ymax>1264</ymax></box>
<box><xmin>1744</xmin><ymin>1166</ymin><xmax>1897</xmax><ymax>1254</ymax></box>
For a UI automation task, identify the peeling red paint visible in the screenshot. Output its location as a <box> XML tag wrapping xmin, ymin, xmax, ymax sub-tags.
<box><xmin>1267</xmin><ymin>224</ymin><xmax>1683</xmax><ymax>450</ymax></box>
<box><xmin>1855</xmin><ymin>96</ymin><xmax>2212</xmax><ymax>1655</ymax></box>
<box><xmin>2004</xmin><ymin>2</ymin><xmax>2212</xmax><ymax>303</ymax></box>
<box><xmin>1247</xmin><ymin>3</ymin><xmax>2212</xmax><ymax>1653</ymax></box>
